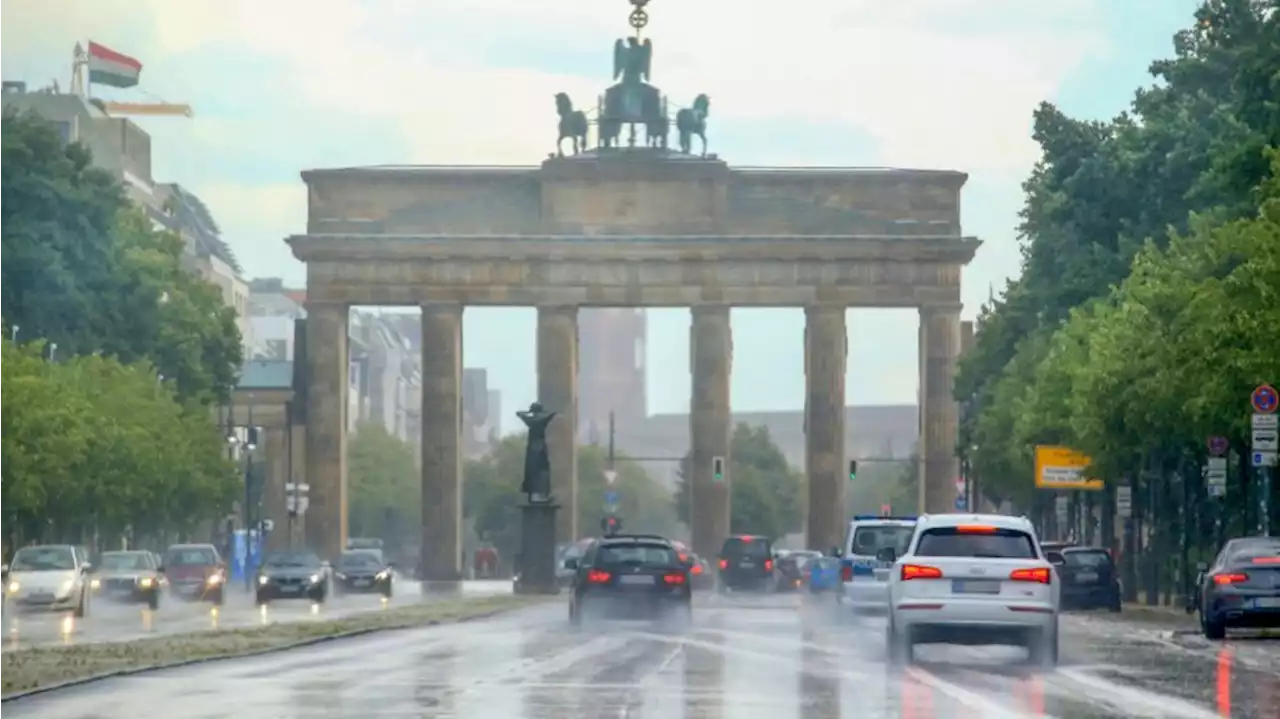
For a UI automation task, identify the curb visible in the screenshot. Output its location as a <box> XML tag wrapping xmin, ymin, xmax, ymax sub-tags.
<box><xmin>1</xmin><ymin>603</ymin><xmax>530</xmax><ymax>703</ymax></box>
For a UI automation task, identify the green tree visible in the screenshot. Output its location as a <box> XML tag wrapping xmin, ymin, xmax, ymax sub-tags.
<box><xmin>462</xmin><ymin>436</ymin><xmax>678</xmax><ymax>559</ymax></box>
<box><xmin>674</xmin><ymin>423</ymin><xmax>805</xmax><ymax>539</ymax></box>
<box><xmin>346</xmin><ymin>421</ymin><xmax>421</xmax><ymax>547</ymax></box>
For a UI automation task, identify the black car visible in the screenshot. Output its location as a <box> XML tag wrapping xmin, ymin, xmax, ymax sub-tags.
<box><xmin>333</xmin><ymin>551</ymin><xmax>393</xmax><ymax>598</ymax></box>
<box><xmin>1188</xmin><ymin>536</ymin><xmax>1280</xmax><ymax>640</ymax></box>
<box><xmin>773</xmin><ymin>550</ymin><xmax>820</xmax><ymax>593</ymax></box>
<box><xmin>92</xmin><ymin>550</ymin><xmax>166</xmax><ymax>609</ymax></box>
<box><xmin>255</xmin><ymin>550</ymin><xmax>330</xmax><ymax>605</ymax></box>
<box><xmin>717</xmin><ymin>535</ymin><xmax>774</xmax><ymax>592</ymax></box>
<box><xmin>1048</xmin><ymin>546</ymin><xmax>1121</xmax><ymax>611</ymax></box>
<box><xmin>567</xmin><ymin>535</ymin><xmax>692</xmax><ymax>626</ymax></box>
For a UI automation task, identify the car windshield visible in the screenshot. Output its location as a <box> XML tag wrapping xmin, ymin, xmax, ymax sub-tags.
<box><xmin>1063</xmin><ymin>550</ymin><xmax>1111</xmax><ymax>568</ymax></box>
<box><xmin>264</xmin><ymin>552</ymin><xmax>321</xmax><ymax>568</ymax></box>
<box><xmin>101</xmin><ymin>552</ymin><xmax>152</xmax><ymax>571</ymax></box>
<box><xmin>852</xmin><ymin>525</ymin><xmax>915</xmax><ymax>556</ymax></box>
<box><xmin>915</xmin><ymin>527</ymin><xmax>1038</xmax><ymax>559</ymax></box>
<box><xmin>1225</xmin><ymin>539</ymin><xmax>1280</xmax><ymax>562</ymax></box>
<box><xmin>722</xmin><ymin>538</ymin><xmax>770</xmax><ymax>558</ymax></box>
<box><xmin>165</xmin><ymin>548</ymin><xmax>217</xmax><ymax>566</ymax></box>
<box><xmin>339</xmin><ymin>552</ymin><xmax>381</xmax><ymax>568</ymax></box>
<box><xmin>598</xmin><ymin>544</ymin><xmax>677</xmax><ymax>566</ymax></box>
<box><xmin>11</xmin><ymin>546</ymin><xmax>76</xmax><ymax>572</ymax></box>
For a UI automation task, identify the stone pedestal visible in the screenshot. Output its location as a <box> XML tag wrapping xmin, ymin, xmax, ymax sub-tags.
<box><xmin>689</xmin><ymin>306</ymin><xmax>732</xmax><ymax>560</ymax></box>
<box><xmin>920</xmin><ymin>304</ymin><xmax>962</xmax><ymax>514</ymax></box>
<box><xmin>420</xmin><ymin>304</ymin><xmax>464</xmax><ymax>582</ymax></box>
<box><xmin>515</xmin><ymin>502</ymin><xmax>560</xmax><ymax>595</ymax></box>
<box><xmin>804</xmin><ymin>306</ymin><xmax>847</xmax><ymax>552</ymax></box>
<box><xmin>302</xmin><ymin>303</ymin><xmax>349</xmax><ymax>560</ymax></box>
<box><xmin>537</xmin><ymin>306</ymin><xmax>579</xmax><ymax>543</ymax></box>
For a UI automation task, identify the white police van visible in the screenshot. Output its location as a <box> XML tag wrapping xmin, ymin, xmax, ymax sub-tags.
<box><xmin>839</xmin><ymin>514</ymin><xmax>918</xmax><ymax>613</ymax></box>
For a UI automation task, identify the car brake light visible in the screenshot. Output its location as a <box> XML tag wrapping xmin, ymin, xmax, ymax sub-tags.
<box><xmin>742</xmin><ymin>537</ymin><xmax>753</xmax><ymax>543</ymax></box>
<box><xmin>901</xmin><ymin>564</ymin><xmax>943</xmax><ymax>581</ymax></box>
<box><xmin>1251</xmin><ymin>557</ymin><xmax>1280</xmax><ymax>565</ymax></box>
<box><xmin>954</xmin><ymin>525</ymin><xmax>998</xmax><ymax>534</ymax></box>
<box><xmin>840</xmin><ymin>564</ymin><xmax>853</xmax><ymax>582</ymax></box>
<box><xmin>663</xmin><ymin>572</ymin><xmax>686</xmax><ymax>585</ymax></box>
<box><xmin>691</xmin><ymin>564</ymin><xmax>703</xmax><ymax>575</ymax></box>
<box><xmin>1213</xmin><ymin>572</ymin><xmax>1248</xmax><ymax>585</ymax></box>
<box><xmin>764</xmin><ymin>559</ymin><xmax>774</xmax><ymax>571</ymax></box>
<box><xmin>718</xmin><ymin>559</ymin><xmax>728</xmax><ymax>570</ymax></box>
<box><xmin>587</xmin><ymin>569</ymin><xmax>611</xmax><ymax>584</ymax></box>
<box><xmin>1009</xmin><ymin>567</ymin><xmax>1051</xmax><ymax>584</ymax></box>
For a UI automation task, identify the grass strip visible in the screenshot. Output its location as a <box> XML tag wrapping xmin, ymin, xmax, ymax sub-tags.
<box><xmin>2</xmin><ymin>594</ymin><xmax>544</xmax><ymax>697</ymax></box>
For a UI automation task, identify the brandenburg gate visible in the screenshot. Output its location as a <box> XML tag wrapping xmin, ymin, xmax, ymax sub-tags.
<box><xmin>286</xmin><ymin>3</ymin><xmax>979</xmax><ymax>580</ymax></box>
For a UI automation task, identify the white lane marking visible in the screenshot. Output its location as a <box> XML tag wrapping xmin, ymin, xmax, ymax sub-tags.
<box><xmin>614</xmin><ymin>641</ymin><xmax>684</xmax><ymax>719</ymax></box>
<box><xmin>904</xmin><ymin>666</ymin><xmax>1056</xmax><ymax>719</ymax></box>
<box><xmin>1052</xmin><ymin>667</ymin><xmax>1224</xmax><ymax>719</ymax></box>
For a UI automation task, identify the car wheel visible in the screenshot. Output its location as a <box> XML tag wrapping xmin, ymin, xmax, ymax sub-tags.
<box><xmin>212</xmin><ymin>589</ymin><xmax>225</xmax><ymax>606</ymax></box>
<box><xmin>1201</xmin><ymin>608</ymin><xmax>1226</xmax><ymax>640</ymax></box>
<box><xmin>1027</xmin><ymin>620</ymin><xmax>1059</xmax><ymax>668</ymax></box>
<box><xmin>381</xmin><ymin>582</ymin><xmax>394</xmax><ymax>600</ymax></box>
<box><xmin>74</xmin><ymin>587</ymin><xmax>88</xmax><ymax>618</ymax></box>
<box><xmin>313</xmin><ymin>589</ymin><xmax>327</xmax><ymax>604</ymax></box>
<box><xmin>886</xmin><ymin>619</ymin><xmax>912</xmax><ymax>666</ymax></box>
<box><xmin>147</xmin><ymin>591</ymin><xmax>160</xmax><ymax>611</ymax></box>
<box><xmin>256</xmin><ymin>592</ymin><xmax>269</xmax><ymax>606</ymax></box>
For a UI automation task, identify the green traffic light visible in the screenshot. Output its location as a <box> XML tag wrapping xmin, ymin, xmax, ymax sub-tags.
<box><xmin>848</xmin><ymin>460</ymin><xmax>858</xmax><ymax>480</ymax></box>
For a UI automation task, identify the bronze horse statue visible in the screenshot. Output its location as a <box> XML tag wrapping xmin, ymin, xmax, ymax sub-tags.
<box><xmin>675</xmin><ymin>94</ymin><xmax>710</xmax><ymax>156</ymax></box>
<box><xmin>555</xmin><ymin>93</ymin><xmax>588</xmax><ymax>156</ymax></box>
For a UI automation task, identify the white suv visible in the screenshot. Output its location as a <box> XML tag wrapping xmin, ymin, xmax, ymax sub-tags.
<box><xmin>885</xmin><ymin>513</ymin><xmax>1059</xmax><ymax>667</ymax></box>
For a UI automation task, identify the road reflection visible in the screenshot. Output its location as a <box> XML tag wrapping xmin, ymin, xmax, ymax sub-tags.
<box><xmin>800</xmin><ymin>629</ymin><xmax>841</xmax><ymax>718</ymax></box>
<box><xmin>684</xmin><ymin>627</ymin><xmax>725</xmax><ymax>719</ymax></box>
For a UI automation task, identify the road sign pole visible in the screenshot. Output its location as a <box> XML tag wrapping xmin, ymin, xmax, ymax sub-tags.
<box><xmin>1250</xmin><ymin>384</ymin><xmax>1277</xmax><ymax>535</ymax></box>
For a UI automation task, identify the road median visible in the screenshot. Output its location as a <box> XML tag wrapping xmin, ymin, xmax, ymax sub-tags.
<box><xmin>2</xmin><ymin>594</ymin><xmax>546</xmax><ymax>698</ymax></box>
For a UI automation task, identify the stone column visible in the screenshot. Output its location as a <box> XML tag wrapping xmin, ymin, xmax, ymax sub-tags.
<box><xmin>920</xmin><ymin>304</ymin><xmax>963</xmax><ymax>514</ymax></box>
<box><xmin>420</xmin><ymin>304</ymin><xmax>464</xmax><ymax>584</ymax></box>
<box><xmin>537</xmin><ymin>305</ymin><xmax>579</xmax><ymax>543</ymax></box>
<box><xmin>303</xmin><ymin>303</ymin><xmax>349</xmax><ymax>560</ymax></box>
<box><xmin>689</xmin><ymin>306</ymin><xmax>732</xmax><ymax>560</ymax></box>
<box><xmin>804</xmin><ymin>305</ymin><xmax>846</xmax><ymax>552</ymax></box>
<box><xmin>262</xmin><ymin>426</ymin><xmax>289</xmax><ymax>551</ymax></box>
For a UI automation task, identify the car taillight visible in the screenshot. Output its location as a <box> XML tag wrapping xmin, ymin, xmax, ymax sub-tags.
<box><xmin>663</xmin><ymin>572</ymin><xmax>686</xmax><ymax>585</ymax></box>
<box><xmin>1009</xmin><ymin>567</ymin><xmax>1051</xmax><ymax>584</ymax></box>
<box><xmin>840</xmin><ymin>564</ymin><xmax>853</xmax><ymax>582</ymax></box>
<box><xmin>900</xmin><ymin>564</ymin><xmax>943</xmax><ymax>581</ymax></box>
<box><xmin>1213</xmin><ymin>572</ymin><xmax>1248</xmax><ymax>585</ymax></box>
<box><xmin>764</xmin><ymin>559</ymin><xmax>774</xmax><ymax>572</ymax></box>
<box><xmin>954</xmin><ymin>525</ymin><xmax>998</xmax><ymax>534</ymax></box>
<box><xmin>691</xmin><ymin>564</ymin><xmax>703</xmax><ymax>575</ymax></box>
<box><xmin>718</xmin><ymin>559</ymin><xmax>728</xmax><ymax>570</ymax></box>
<box><xmin>1251</xmin><ymin>557</ymin><xmax>1280</xmax><ymax>565</ymax></box>
<box><xmin>678</xmin><ymin>552</ymin><xmax>689</xmax><ymax>563</ymax></box>
<box><xmin>587</xmin><ymin>569</ymin><xmax>611</xmax><ymax>584</ymax></box>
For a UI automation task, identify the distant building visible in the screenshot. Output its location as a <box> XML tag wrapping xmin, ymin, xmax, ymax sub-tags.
<box><xmin>577</xmin><ymin>308</ymin><xmax>647</xmax><ymax>443</ymax></box>
<box><xmin>1</xmin><ymin>82</ymin><xmax>251</xmax><ymax>355</ymax></box>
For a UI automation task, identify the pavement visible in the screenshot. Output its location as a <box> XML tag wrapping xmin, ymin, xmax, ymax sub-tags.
<box><xmin>1</xmin><ymin>578</ymin><xmax>513</xmax><ymax>651</ymax></box>
<box><xmin>4</xmin><ymin>591</ymin><xmax>1278</xmax><ymax>718</ymax></box>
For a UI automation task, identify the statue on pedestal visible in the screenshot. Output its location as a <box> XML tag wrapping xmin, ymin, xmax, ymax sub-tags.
<box><xmin>517</xmin><ymin>402</ymin><xmax>556</xmax><ymax>502</ymax></box>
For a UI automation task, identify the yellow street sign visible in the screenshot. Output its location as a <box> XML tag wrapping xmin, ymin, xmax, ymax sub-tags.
<box><xmin>1034</xmin><ymin>445</ymin><xmax>1103</xmax><ymax>491</ymax></box>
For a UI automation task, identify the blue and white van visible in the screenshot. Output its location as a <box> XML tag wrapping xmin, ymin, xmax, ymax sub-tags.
<box><xmin>839</xmin><ymin>515</ymin><xmax>918</xmax><ymax>613</ymax></box>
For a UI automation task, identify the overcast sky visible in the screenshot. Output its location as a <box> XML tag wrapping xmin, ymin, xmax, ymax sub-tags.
<box><xmin>4</xmin><ymin>0</ymin><xmax>1200</xmax><ymax>427</ymax></box>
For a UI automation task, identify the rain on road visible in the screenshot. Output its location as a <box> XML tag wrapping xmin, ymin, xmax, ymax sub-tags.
<box><xmin>5</xmin><ymin>593</ymin><xmax>1278</xmax><ymax>718</ymax></box>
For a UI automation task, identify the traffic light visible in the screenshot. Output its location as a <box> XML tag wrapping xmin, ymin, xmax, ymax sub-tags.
<box><xmin>848</xmin><ymin>459</ymin><xmax>858</xmax><ymax>480</ymax></box>
<box><xmin>712</xmin><ymin>456</ymin><xmax>724</xmax><ymax>482</ymax></box>
<box><xmin>601</xmin><ymin>515</ymin><xmax>621</xmax><ymax>536</ymax></box>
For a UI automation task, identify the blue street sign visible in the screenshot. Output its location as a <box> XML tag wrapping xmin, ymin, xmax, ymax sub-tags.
<box><xmin>954</xmin><ymin>495</ymin><xmax>967</xmax><ymax>511</ymax></box>
<box><xmin>1252</xmin><ymin>384</ymin><xmax>1278</xmax><ymax>414</ymax></box>
<box><xmin>604</xmin><ymin>490</ymin><xmax>620</xmax><ymax>506</ymax></box>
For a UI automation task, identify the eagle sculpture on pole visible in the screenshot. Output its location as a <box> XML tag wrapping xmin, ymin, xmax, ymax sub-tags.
<box><xmin>613</xmin><ymin>37</ymin><xmax>652</xmax><ymax>85</ymax></box>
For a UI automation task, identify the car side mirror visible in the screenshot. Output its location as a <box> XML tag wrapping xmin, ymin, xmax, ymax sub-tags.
<box><xmin>1045</xmin><ymin>552</ymin><xmax>1065</xmax><ymax>566</ymax></box>
<box><xmin>874</xmin><ymin>547</ymin><xmax>897</xmax><ymax>563</ymax></box>
<box><xmin>564</xmin><ymin>558</ymin><xmax>578</xmax><ymax>570</ymax></box>
<box><xmin>1196</xmin><ymin>561</ymin><xmax>1208</xmax><ymax>573</ymax></box>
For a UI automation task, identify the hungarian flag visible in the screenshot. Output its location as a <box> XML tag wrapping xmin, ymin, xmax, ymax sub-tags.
<box><xmin>87</xmin><ymin>41</ymin><xmax>142</xmax><ymax>88</ymax></box>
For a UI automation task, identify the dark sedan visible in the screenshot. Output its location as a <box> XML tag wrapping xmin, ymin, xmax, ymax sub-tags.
<box><xmin>1049</xmin><ymin>546</ymin><xmax>1121</xmax><ymax>612</ymax></box>
<box><xmin>717</xmin><ymin>535</ymin><xmax>774</xmax><ymax>593</ymax></box>
<box><xmin>568</xmin><ymin>536</ymin><xmax>692</xmax><ymax>626</ymax></box>
<box><xmin>255</xmin><ymin>550</ymin><xmax>330</xmax><ymax>605</ymax></box>
<box><xmin>1189</xmin><ymin>536</ymin><xmax>1280</xmax><ymax>639</ymax></box>
<box><xmin>333</xmin><ymin>551</ymin><xmax>393</xmax><ymax>598</ymax></box>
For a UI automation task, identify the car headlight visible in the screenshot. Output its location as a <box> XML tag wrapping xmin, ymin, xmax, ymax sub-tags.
<box><xmin>138</xmin><ymin>577</ymin><xmax>154</xmax><ymax>588</ymax></box>
<box><xmin>375</xmin><ymin>570</ymin><xmax>389</xmax><ymax>580</ymax></box>
<box><xmin>206</xmin><ymin>573</ymin><xmax>224</xmax><ymax>585</ymax></box>
<box><xmin>309</xmin><ymin>573</ymin><xmax>322</xmax><ymax>584</ymax></box>
<box><xmin>90</xmin><ymin>578</ymin><xmax>102</xmax><ymax>590</ymax></box>
<box><xmin>6</xmin><ymin>581</ymin><xmax>19</xmax><ymax>594</ymax></box>
<box><xmin>258</xmin><ymin>575</ymin><xmax>269</xmax><ymax>585</ymax></box>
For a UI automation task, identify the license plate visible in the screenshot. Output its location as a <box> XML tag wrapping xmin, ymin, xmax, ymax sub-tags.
<box><xmin>27</xmin><ymin>592</ymin><xmax>54</xmax><ymax>602</ymax></box>
<box><xmin>619</xmin><ymin>575</ymin><xmax>653</xmax><ymax>585</ymax></box>
<box><xmin>1251</xmin><ymin>597</ymin><xmax>1280</xmax><ymax>609</ymax></box>
<box><xmin>739</xmin><ymin>561</ymin><xmax>754</xmax><ymax>568</ymax></box>
<box><xmin>952</xmin><ymin>580</ymin><xmax>1000</xmax><ymax>595</ymax></box>
<box><xmin>354</xmin><ymin>579</ymin><xmax>371</xmax><ymax>587</ymax></box>
<box><xmin>280</xmin><ymin>585</ymin><xmax>300</xmax><ymax>593</ymax></box>
<box><xmin>1077</xmin><ymin>571</ymin><xmax>1098</xmax><ymax>583</ymax></box>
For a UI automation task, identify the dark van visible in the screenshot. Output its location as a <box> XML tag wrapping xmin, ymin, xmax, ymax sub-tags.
<box><xmin>717</xmin><ymin>535</ymin><xmax>774</xmax><ymax>592</ymax></box>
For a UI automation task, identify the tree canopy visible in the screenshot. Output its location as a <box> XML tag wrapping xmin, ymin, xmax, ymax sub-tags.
<box><xmin>1</xmin><ymin>109</ymin><xmax>241</xmax><ymax>404</ymax></box>
<box><xmin>674</xmin><ymin>423</ymin><xmax>805</xmax><ymax>539</ymax></box>
<box><xmin>956</xmin><ymin>1</ymin><xmax>1280</xmax><ymax>517</ymax></box>
<box><xmin>347</xmin><ymin>421</ymin><xmax>421</xmax><ymax>548</ymax></box>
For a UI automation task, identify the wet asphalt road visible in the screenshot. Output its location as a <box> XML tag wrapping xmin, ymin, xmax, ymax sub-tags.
<box><xmin>5</xmin><ymin>592</ymin><xmax>1279</xmax><ymax>718</ymax></box>
<box><xmin>1</xmin><ymin>578</ymin><xmax>512</xmax><ymax>650</ymax></box>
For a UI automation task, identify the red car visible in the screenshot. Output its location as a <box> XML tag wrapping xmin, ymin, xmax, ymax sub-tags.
<box><xmin>161</xmin><ymin>543</ymin><xmax>226</xmax><ymax>604</ymax></box>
